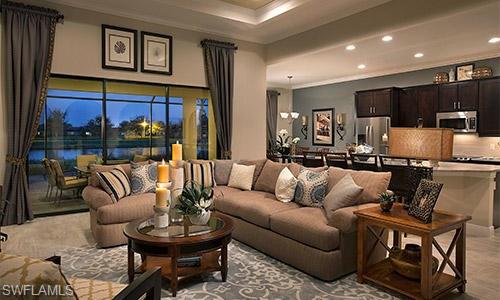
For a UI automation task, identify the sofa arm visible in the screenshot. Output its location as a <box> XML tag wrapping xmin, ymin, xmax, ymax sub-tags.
<box><xmin>328</xmin><ymin>203</ymin><xmax>379</xmax><ymax>234</ymax></box>
<box><xmin>82</xmin><ymin>185</ymin><xmax>113</xmax><ymax>210</ymax></box>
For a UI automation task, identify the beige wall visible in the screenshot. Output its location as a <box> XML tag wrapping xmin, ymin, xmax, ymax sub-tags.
<box><xmin>0</xmin><ymin>0</ymin><xmax>267</xmax><ymax>181</ymax></box>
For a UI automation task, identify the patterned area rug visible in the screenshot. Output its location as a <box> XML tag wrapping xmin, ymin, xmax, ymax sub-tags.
<box><xmin>58</xmin><ymin>240</ymin><xmax>400</xmax><ymax>299</ymax></box>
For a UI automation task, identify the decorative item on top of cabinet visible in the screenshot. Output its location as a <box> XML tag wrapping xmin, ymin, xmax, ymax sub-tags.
<box><xmin>472</xmin><ymin>66</ymin><xmax>493</xmax><ymax>79</ymax></box>
<box><xmin>355</xmin><ymin>87</ymin><xmax>399</xmax><ymax>124</ymax></box>
<box><xmin>438</xmin><ymin>81</ymin><xmax>478</xmax><ymax>112</ymax></box>
<box><xmin>478</xmin><ymin>77</ymin><xmax>500</xmax><ymax>137</ymax></box>
<box><xmin>456</xmin><ymin>64</ymin><xmax>474</xmax><ymax>81</ymax></box>
<box><xmin>433</xmin><ymin>72</ymin><xmax>449</xmax><ymax>84</ymax></box>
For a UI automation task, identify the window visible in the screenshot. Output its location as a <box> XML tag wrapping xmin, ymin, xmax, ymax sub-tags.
<box><xmin>27</xmin><ymin>75</ymin><xmax>214</xmax><ymax>215</ymax></box>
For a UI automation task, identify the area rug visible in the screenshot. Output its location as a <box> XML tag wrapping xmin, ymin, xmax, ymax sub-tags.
<box><xmin>58</xmin><ymin>240</ymin><xmax>399</xmax><ymax>299</ymax></box>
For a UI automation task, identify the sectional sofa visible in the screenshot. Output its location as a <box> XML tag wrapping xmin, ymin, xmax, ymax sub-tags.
<box><xmin>82</xmin><ymin>159</ymin><xmax>390</xmax><ymax>281</ymax></box>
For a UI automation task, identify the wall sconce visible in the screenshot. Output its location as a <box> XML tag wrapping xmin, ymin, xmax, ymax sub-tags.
<box><xmin>301</xmin><ymin>115</ymin><xmax>308</xmax><ymax>140</ymax></box>
<box><xmin>336</xmin><ymin>113</ymin><xmax>346</xmax><ymax>140</ymax></box>
<box><xmin>280</xmin><ymin>111</ymin><xmax>299</xmax><ymax>124</ymax></box>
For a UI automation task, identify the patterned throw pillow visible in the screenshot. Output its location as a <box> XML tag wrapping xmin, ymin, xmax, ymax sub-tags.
<box><xmin>130</xmin><ymin>162</ymin><xmax>157</xmax><ymax>194</ymax></box>
<box><xmin>184</xmin><ymin>161</ymin><xmax>216</xmax><ymax>188</ymax></box>
<box><xmin>97</xmin><ymin>166</ymin><xmax>131</xmax><ymax>202</ymax></box>
<box><xmin>294</xmin><ymin>168</ymin><xmax>329</xmax><ymax>207</ymax></box>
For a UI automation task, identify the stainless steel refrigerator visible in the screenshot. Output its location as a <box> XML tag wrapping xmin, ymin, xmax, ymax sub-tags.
<box><xmin>356</xmin><ymin>117</ymin><xmax>391</xmax><ymax>155</ymax></box>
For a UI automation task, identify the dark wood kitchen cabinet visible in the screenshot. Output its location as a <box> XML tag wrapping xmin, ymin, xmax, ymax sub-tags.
<box><xmin>397</xmin><ymin>85</ymin><xmax>438</xmax><ymax>128</ymax></box>
<box><xmin>478</xmin><ymin>77</ymin><xmax>500</xmax><ymax>136</ymax></box>
<box><xmin>355</xmin><ymin>88</ymin><xmax>399</xmax><ymax>122</ymax></box>
<box><xmin>438</xmin><ymin>81</ymin><xmax>478</xmax><ymax>112</ymax></box>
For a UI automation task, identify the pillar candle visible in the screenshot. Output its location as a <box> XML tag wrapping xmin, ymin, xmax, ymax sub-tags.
<box><xmin>156</xmin><ymin>187</ymin><xmax>169</xmax><ymax>208</ymax></box>
<box><xmin>172</xmin><ymin>141</ymin><xmax>183</xmax><ymax>161</ymax></box>
<box><xmin>157</xmin><ymin>159</ymin><xmax>169</xmax><ymax>183</ymax></box>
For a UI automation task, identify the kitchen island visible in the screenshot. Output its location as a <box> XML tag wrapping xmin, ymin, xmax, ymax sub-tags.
<box><xmin>433</xmin><ymin>162</ymin><xmax>500</xmax><ymax>229</ymax></box>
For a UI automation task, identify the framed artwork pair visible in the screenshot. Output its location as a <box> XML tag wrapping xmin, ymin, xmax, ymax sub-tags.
<box><xmin>102</xmin><ymin>24</ymin><xmax>172</xmax><ymax>75</ymax></box>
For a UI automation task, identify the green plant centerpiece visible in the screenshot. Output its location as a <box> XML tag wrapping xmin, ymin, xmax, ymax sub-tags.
<box><xmin>175</xmin><ymin>181</ymin><xmax>214</xmax><ymax>225</ymax></box>
<box><xmin>379</xmin><ymin>192</ymin><xmax>396</xmax><ymax>212</ymax></box>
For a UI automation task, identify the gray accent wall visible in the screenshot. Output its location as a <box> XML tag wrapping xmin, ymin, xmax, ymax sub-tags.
<box><xmin>293</xmin><ymin>57</ymin><xmax>500</xmax><ymax>150</ymax></box>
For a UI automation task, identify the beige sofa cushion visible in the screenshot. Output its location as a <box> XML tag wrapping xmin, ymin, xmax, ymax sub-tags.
<box><xmin>215</xmin><ymin>190</ymin><xmax>299</xmax><ymax>228</ymax></box>
<box><xmin>239</xmin><ymin>159</ymin><xmax>267</xmax><ymax>188</ymax></box>
<box><xmin>288</xmin><ymin>163</ymin><xmax>328</xmax><ymax>178</ymax></box>
<box><xmin>254</xmin><ymin>160</ymin><xmax>288</xmax><ymax>193</ymax></box>
<box><xmin>328</xmin><ymin>167</ymin><xmax>391</xmax><ymax>204</ymax></box>
<box><xmin>270</xmin><ymin>207</ymin><xmax>339</xmax><ymax>251</ymax></box>
<box><xmin>327</xmin><ymin>203</ymin><xmax>379</xmax><ymax>233</ymax></box>
<box><xmin>82</xmin><ymin>185</ymin><xmax>114</xmax><ymax>210</ymax></box>
<box><xmin>96</xmin><ymin>193</ymin><xmax>155</xmax><ymax>224</ymax></box>
<box><xmin>213</xmin><ymin>185</ymin><xmax>243</xmax><ymax>197</ymax></box>
<box><xmin>213</xmin><ymin>160</ymin><xmax>236</xmax><ymax>185</ymax></box>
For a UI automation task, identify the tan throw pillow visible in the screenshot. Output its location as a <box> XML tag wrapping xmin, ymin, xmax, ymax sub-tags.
<box><xmin>214</xmin><ymin>160</ymin><xmax>236</xmax><ymax>185</ymax></box>
<box><xmin>254</xmin><ymin>160</ymin><xmax>288</xmax><ymax>193</ymax></box>
<box><xmin>228</xmin><ymin>163</ymin><xmax>256</xmax><ymax>191</ymax></box>
<box><xmin>239</xmin><ymin>159</ymin><xmax>266</xmax><ymax>188</ymax></box>
<box><xmin>275</xmin><ymin>167</ymin><xmax>298</xmax><ymax>202</ymax></box>
<box><xmin>328</xmin><ymin>167</ymin><xmax>391</xmax><ymax>204</ymax></box>
<box><xmin>323</xmin><ymin>174</ymin><xmax>364</xmax><ymax>224</ymax></box>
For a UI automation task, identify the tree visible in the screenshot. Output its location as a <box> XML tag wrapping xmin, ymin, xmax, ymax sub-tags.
<box><xmin>83</xmin><ymin>116</ymin><xmax>111</xmax><ymax>137</ymax></box>
<box><xmin>119</xmin><ymin>116</ymin><xmax>149</xmax><ymax>137</ymax></box>
<box><xmin>46</xmin><ymin>109</ymin><xmax>71</xmax><ymax>137</ymax></box>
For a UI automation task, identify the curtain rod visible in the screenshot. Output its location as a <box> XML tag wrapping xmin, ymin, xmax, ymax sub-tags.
<box><xmin>201</xmin><ymin>39</ymin><xmax>238</xmax><ymax>50</ymax></box>
<box><xmin>1</xmin><ymin>0</ymin><xmax>64</xmax><ymax>23</ymax></box>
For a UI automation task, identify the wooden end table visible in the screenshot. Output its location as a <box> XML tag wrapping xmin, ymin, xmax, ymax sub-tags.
<box><xmin>354</xmin><ymin>203</ymin><xmax>471</xmax><ymax>300</ymax></box>
<box><xmin>123</xmin><ymin>212</ymin><xmax>234</xmax><ymax>297</ymax></box>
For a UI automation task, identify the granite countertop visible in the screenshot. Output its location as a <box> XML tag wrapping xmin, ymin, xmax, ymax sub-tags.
<box><xmin>433</xmin><ymin>161</ymin><xmax>500</xmax><ymax>172</ymax></box>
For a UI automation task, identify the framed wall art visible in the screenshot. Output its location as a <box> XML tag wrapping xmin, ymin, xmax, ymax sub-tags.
<box><xmin>456</xmin><ymin>64</ymin><xmax>474</xmax><ymax>81</ymax></box>
<box><xmin>102</xmin><ymin>24</ymin><xmax>137</xmax><ymax>71</ymax></box>
<box><xmin>312</xmin><ymin>108</ymin><xmax>334</xmax><ymax>146</ymax></box>
<box><xmin>408</xmin><ymin>179</ymin><xmax>444</xmax><ymax>223</ymax></box>
<box><xmin>141</xmin><ymin>31</ymin><xmax>173</xmax><ymax>75</ymax></box>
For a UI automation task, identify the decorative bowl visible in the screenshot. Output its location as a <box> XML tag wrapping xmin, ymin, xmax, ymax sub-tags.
<box><xmin>433</xmin><ymin>72</ymin><xmax>449</xmax><ymax>84</ymax></box>
<box><xmin>389</xmin><ymin>244</ymin><xmax>439</xmax><ymax>280</ymax></box>
<box><xmin>471</xmin><ymin>67</ymin><xmax>493</xmax><ymax>79</ymax></box>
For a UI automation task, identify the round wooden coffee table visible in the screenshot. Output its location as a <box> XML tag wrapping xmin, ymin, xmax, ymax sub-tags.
<box><xmin>123</xmin><ymin>212</ymin><xmax>234</xmax><ymax>296</ymax></box>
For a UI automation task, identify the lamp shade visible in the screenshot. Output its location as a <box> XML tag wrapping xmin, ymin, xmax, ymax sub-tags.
<box><xmin>388</xmin><ymin>128</ymin><xmax>454</xmax><ymax>161</ymax></box>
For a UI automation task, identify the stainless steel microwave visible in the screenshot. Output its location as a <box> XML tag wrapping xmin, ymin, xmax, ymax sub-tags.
<box><xmin>436</xmin><ymin>111</ymin><xmax>477</xmax><ymax>133</ymax></box>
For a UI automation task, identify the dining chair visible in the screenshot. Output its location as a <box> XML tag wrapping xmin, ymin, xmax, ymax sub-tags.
<box><xmin>326</xmin><ymin>152</ymin><xmax>349</xmax><ymax>169</ymax></box>
<box><xmin>302</xmin><ymin>151</ymin><xmax>325</xmax><ymax>168</ymax></box>
<box><xmin>350</xmin><ymin>153</ymin><xmax>379</xmax><ymax>172</ymax></box>
<box><xmin>379</xmin><ymin>155</ymin><xmax>412</xmax><ymax>202</ymax></box>
<box><xmin>41</xmin><ymin>158</ymin><xmax>58</xmax><ymax>202</ymax></box>
<box><xmin>49</xmin><ymin>159</ymin><xmax>88</xmax><ymax>206</ymax></box>
<box><xmin>76</xmin><ymin>154</ymin><xmax>98</xmax><ymax>169</ymax></box>
<box><xmin>132</xmin><ymin>154</ymin><xmax>149</xmax><ymax>163</ymax></box>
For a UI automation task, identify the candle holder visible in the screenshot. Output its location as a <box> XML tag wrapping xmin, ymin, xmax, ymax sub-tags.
<box><xmin>169</xmin><ymin>160</ymin><xmax>185</xmax><ymax>223</ymax></box>
<box><xmin>153</xmin><ymin>205</ymin><xmax>170</xmax><ymax>229</ymax></box>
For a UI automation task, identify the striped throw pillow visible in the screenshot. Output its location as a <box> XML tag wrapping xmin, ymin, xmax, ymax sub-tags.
<box><xmin>97</xmin><ymin>166</ymin><xmax>131</xmax><ymax>202</ymax></box>
<box><xmin>184</xmin><ymin>162</ymin><xmax>216</xmax><ymax>188</ymax></box>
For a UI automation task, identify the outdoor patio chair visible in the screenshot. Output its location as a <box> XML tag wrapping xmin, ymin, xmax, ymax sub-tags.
<box><xmin>41</xmin><ymin>158</ymin><xmax>58</xmax><ymax>202</ymax></box>
<box><xmin>49</xmin><ymin>159</ymin><xmax>87</xmax><ymax>206</ymax></box>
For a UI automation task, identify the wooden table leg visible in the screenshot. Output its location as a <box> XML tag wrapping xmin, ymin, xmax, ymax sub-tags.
<box><xmin>456</xmin><ymin>224</ymin><xmax>466</xmax><ymax>293</ymax></box>
<box><xmin>421</xmin><ymin>234</ymin><xmax>433</xmax><ymax>300</ymax></box>
<box><xmin>171</xmin><ymin>246</ymin><xmax>178</xmax><ymax>297</ymax></box>
<box><xmin>393</xmin><ymin>230</ymin><xmax>402</xmax><ymax>248</ymax></box>
<box><xmin>127</xmin><ymin>239</ymin><xmax>134</xmax><ymax>283</ymax></box>
<box><xmin>221</xmin><ymin>242</ymin><xmax>228</xmax><ymax>282</ymax></box>
<box><xmin>357</xmin><ymin>218</ymin><xmax>366</xmax><ymax>283</ymax></box>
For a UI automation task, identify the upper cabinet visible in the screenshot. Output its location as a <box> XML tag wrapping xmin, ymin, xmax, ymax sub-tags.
<box><xmin>478</xmin><ymin>78</ymin><xmax>500</xmax><ymax>137</ymax></box>
<box><xmin>355</xmin><ymin>88</ymin><xmax>399</xmax><ymax>120</ymax></box>
<box><xmin>438</xmin><ymin>81</ymin><xmax>478</xmax><ymax>112</ymax></box>
<box><xmin>397</xmin><ymin>85</ymin><xmax>438</xmax><ymax>128</ymax></box>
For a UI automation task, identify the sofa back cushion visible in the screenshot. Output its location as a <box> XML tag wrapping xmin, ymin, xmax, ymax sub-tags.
<box><xmin>213</xmin><ymin>160</ymin><xmax>236</xmax><ymax>185</ymax></box>
<box><xmin>328</xmin><ymin>167</ymin><xmax>391</xmax><ymax>204</ymax></box>
<box><xmin>288</xmin><ymin>162</ymin><xmax>327</xmax><ymax>178</ymax></box>
<box><xmin>254</xmin><ymin>160</ymin><xmax>289</xmax><ymax>193</ymax></box>
<box><xmin>239</xmin><ymin>159</ymin><xmax>267</xmax><ymax>188</ymax></box>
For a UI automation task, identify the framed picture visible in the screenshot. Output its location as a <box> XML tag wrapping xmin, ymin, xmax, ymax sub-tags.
<box><xmin>312</xmin><ymin>108</ymin><xmax>334</xmax><ymax>146</ymax></box>
<box><xmin>456</xmin><ymin>64</ymin><xmax>474</xmax><ymax>81</ymax></box>
<box><xmin>102</xmin><ymin>24</ymin><xmax>137</xmax><ymax>71</ymax></box>
<box><xmin>408</xmin><ymin>179</ymin><xmax>444</xmax><ymax>223</ymax></box>
<box><xmin>141</xmin><ymin>31</ymin><xmax>173</xmax><ymax>75</ymax></box>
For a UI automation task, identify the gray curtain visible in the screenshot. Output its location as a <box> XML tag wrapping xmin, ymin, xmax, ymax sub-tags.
<box><xmin>201</xmin><ymin>39</ymin><xmax>236</xmax><ymax>159</ymax></box>
<box><xmin>266</xmin><ymin>90</ymin><xmax>279</xmax><ymax>150</ymax></box>
<box><xmin>2</xmin><ymin>2</ymin><xmax>60</xmax><ymax>225</ymax></box>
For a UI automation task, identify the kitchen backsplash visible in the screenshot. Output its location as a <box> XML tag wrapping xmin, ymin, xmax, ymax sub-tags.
<box><xmin>453</xmin><ymin>134</ymin><xmax>500</xmax><ymax>157</ymax></box>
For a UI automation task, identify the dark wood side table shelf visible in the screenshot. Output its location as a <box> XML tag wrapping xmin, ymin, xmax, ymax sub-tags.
<box><xmin>354</xmin><ymin>203</ymin><xmax>471</xmax><ymax>300</ymax></box>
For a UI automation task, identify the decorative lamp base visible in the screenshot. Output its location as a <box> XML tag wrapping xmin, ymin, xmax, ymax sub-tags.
<box><xmin>153</xmin><ymin>205</ymin><xmax>170</xmax><ymax>229</ymax></box>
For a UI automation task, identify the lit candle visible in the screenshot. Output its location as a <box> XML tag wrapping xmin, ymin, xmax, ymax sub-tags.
<box><xmin>157</xmin><ymin>159</ymin><xmax>169</xmax><ymax>183</ymax></box>
<box><xmin>156</xmin><ymin>187</ymin><xmax>169</xmax><ymax>208</ymax></box>
<box><xmin>172</xmin><ymin>141</ymin><xmax>182</xmax><ymax>161</ymax></box>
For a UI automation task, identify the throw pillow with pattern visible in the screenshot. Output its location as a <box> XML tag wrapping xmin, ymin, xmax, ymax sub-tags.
<box><xmin>294</xmin><ymin>168</ymin><xmax>329</xmax><ymax>207</ymax></box>
<box><xmin>97</xmin><ymin>166</ymin><xmax>131</xmax><ymax>202</ymax></box>
<box><xmin>131</xmin><ymin>162</ymin><xmax>158</xmax><ymax>194</ymax></box>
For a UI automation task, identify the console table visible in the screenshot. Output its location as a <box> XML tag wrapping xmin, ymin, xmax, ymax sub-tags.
<box><xmin>354</xmin><ymin>203</ymin><xmax>471</xmax><ymax>300</ymax></box>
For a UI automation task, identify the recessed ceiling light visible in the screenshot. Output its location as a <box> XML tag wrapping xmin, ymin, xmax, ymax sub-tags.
<box><xmin>357</xmin><ymin>64</ymin><xmax>366</xmax><ymax>69</ymax></box>
<box><xmin>488</xmin><ymin>37</ymin><xmax>500</xmax><ymax>43</ymax></box>
<box><xmin>382</xmin><ymin>35</ymin><xmax>393</xmax><ymax>42</ymax></box>
<box><xmin>345</xmin><ymin>44</ymin><xmax>356</xmax><ymax>51</ymax></box>
<box><xmin>414</xmin><ymin>53</ymin><xmax>424</xmax><ymax>58</ymax></box>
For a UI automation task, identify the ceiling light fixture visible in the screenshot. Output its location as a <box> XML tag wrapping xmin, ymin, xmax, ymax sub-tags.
<box><xmin>382</xmin><ymin>35</ymin><xmax>393</xmax><ymax>42</ymax></box>
<box><xmin>488</xmin><ymin>37</ymin><xmax>500</xmax><ymax>43</ymax></box>
<box><xmin>357</xmin><ymin>64</ymin><xmax>366</xmax><ymax>69</ymax></box>
<box><xmin>345</xmin><ymin>44</ymin><xmax>356</xmax><ymax>51</ymax></box>
<box><xmin>414</xmin><ymin>53</ymin><xmax>424</xmax><ymax>58</ymax></box>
